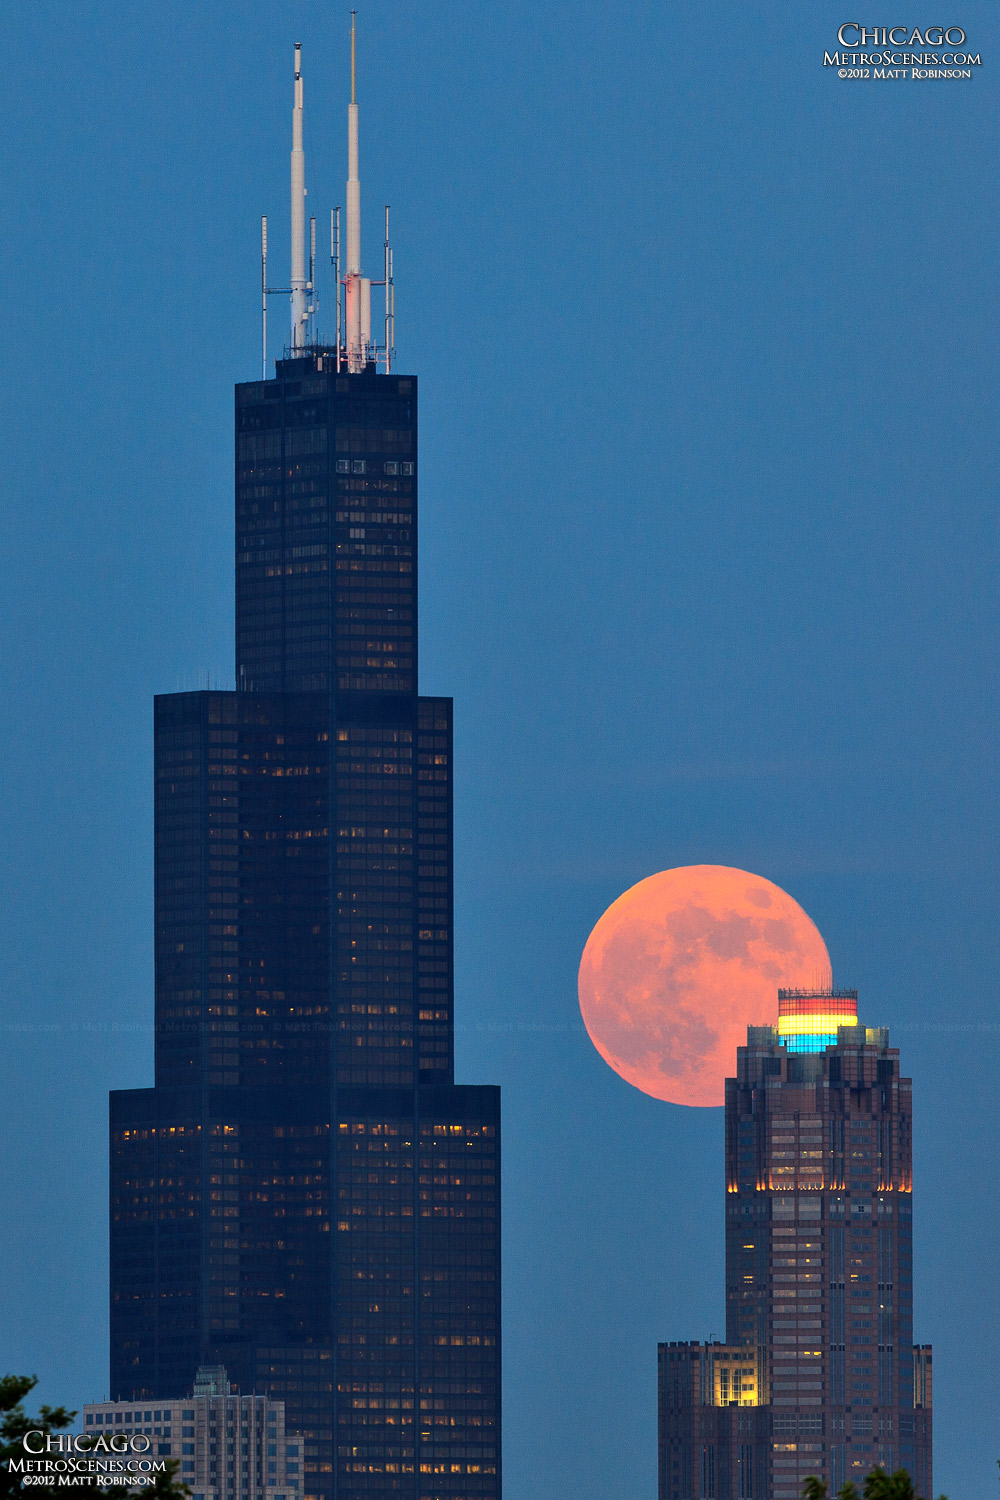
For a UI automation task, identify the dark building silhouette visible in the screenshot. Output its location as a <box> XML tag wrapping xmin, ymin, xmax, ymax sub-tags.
<box><xmin>659</xmin><ymin>991</ymin><xmax>931</xmax><ymax>1499</ymax></box>
<box><xmin>109</xmin><ymin>35</ymin><xmax>499</xmax><ymax>1500</ymax></box>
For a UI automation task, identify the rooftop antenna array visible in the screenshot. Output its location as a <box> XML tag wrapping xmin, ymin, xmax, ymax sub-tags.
<box><xmin>259</xmin><ymin>20</ymin><xmax>395</xmax><ymax>376</ymax></box>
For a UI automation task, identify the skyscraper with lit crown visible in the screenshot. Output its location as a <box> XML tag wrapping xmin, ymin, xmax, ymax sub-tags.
<box><xmin>659</xmin><ymin>989</ymin><xmax>931</xmax><ymax>1499</ymax></box>
<box><xmin>109</xmin><ymin>29</ymin><xmax>500</xmax><ymax>1500</ymax></box>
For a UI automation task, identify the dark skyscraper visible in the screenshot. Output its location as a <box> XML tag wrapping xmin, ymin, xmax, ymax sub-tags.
<box><xmin>659</xmin><ymin>991</ymin><xmax>931</xmax><ymax>1499</ymax></box>
<box><xmin>109</xmin><ymin>34</ymin><xmax>500</xmax><ymax>1500</ymax></box>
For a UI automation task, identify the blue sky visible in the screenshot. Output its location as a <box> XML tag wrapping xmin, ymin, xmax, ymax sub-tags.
<box><xmin>0</xmin><ymin>1</ymin><xmax>997</xmax><ymax>1493</ymax></box>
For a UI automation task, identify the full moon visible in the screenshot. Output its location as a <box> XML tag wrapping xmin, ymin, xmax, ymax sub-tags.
<box><xmin>578</xmin><ymin>865</ymin><xmax>831</xmax><ymax>1107</ymax></box>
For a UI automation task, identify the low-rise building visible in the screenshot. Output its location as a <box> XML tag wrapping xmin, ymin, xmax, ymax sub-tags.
<box><xmin>82</xmin><ymin>1366</ymin><xmax>302</xmax><ymax>1500</ymax></box>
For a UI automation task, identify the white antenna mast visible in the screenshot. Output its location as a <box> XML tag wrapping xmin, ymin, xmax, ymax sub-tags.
<box><xmin>290</xmin><ymin>43</ymin><xmax>308</xmax><ymax>352</ymax></box>
<box><xmin>344</xmin><ymin>12</ymin><xmax>371</xmax><ymax>371</ymax></box>
<box><xmin>383</xmin><ymin>205</ymin><xmax>393</xmax><ymax>374</ymax></box>
<box><xmin>332</xmin><ymin>207</ymin><xmax>342</xmax><ymax>372</ymax></box>
<box><xmin>261</xmin><ymin>216</ymin><xmax>268</xmax><ymax>379</ymax></box>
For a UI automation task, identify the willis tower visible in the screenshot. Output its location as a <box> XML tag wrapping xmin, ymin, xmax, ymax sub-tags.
<box><xmin>109</xmin><ymin>29</ymin><xmax>501</xmax><ymax>1500</ymax></box>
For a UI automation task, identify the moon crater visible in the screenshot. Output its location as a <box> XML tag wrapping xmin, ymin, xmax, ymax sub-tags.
<box><xmin>578</xmin><ymin>865</ymin><xmax>831</xmax><ymax>1107</ymax></box>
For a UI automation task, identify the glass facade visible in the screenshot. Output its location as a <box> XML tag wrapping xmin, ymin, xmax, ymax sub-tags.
<box><xmin>110</xmin><ymin>355</ymin><xmax>500</xmax><ymax>1500</ymax></box>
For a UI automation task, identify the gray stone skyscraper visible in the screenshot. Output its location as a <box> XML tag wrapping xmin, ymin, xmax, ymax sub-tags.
<box><xmin>659</xmin><ymin>989</ymin><xmax>931</xmax><ymax>1498</ymax></box>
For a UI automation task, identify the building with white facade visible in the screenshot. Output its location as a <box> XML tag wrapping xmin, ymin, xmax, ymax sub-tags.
<box><xmin>83</xmin><ymin>1366</ymin><xmax>302</xmax><ymax>1500</ymax></box>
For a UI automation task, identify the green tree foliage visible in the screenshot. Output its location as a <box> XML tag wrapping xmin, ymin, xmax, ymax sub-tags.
<box><xmin>1</xmin><ymin>1377</ymin><xmax>189</xmax><ymax>1500</ymax></box>
<box><xmin>1</xmin><ymin>1375</ymin><xmax>75</xmax><ymax>1500</ymax></box>
<box><xmin>800</xmin><ymin>1468</ymin><xmax>947</xmax><ymax>1500</ymax></box>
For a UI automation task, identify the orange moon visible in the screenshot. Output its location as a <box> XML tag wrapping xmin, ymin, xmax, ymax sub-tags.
<box><xmin>578</xmin><ymin>865</ymin><xmax>831</xmax><ymax>1107</ymax></box>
